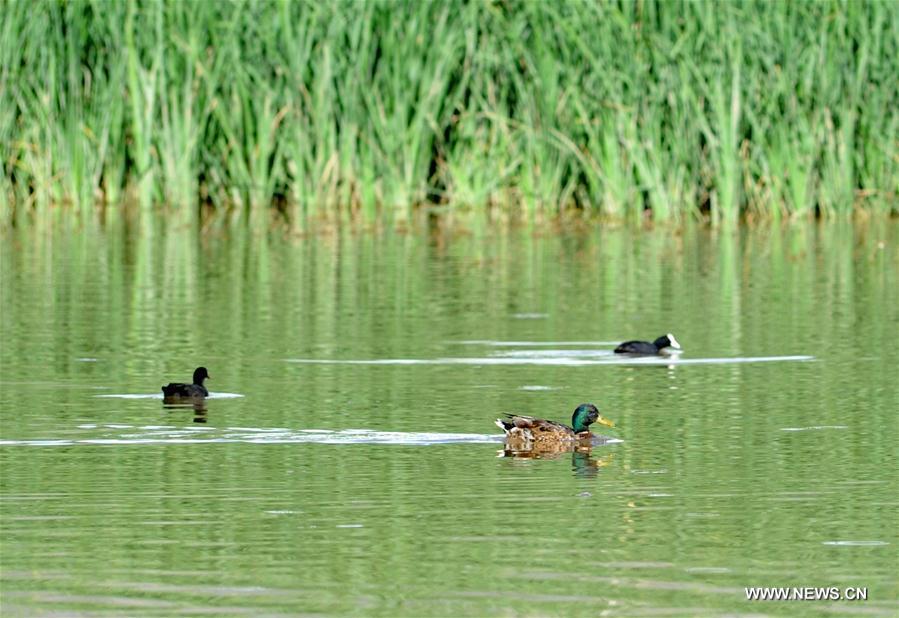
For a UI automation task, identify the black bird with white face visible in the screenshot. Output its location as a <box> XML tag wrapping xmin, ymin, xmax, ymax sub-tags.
<box><xmin>614</xmin><ymin>334</ymin><xmax>681</xmax><ymax>356</ymax></box>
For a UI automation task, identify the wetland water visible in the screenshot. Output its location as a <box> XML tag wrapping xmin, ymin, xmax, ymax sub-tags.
<box><xmin>1</xmin><ymin>220</ymin><xmax>898</xmax><ymax>616</ymax></box>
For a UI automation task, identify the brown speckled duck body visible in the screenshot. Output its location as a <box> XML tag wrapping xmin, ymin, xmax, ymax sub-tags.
<box><xmin>495</xmin><ymin>403</ymin><xmax>614</xmax><ymax>450</ymax></box>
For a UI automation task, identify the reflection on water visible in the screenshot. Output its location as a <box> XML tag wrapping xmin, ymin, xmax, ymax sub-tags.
<box><xmin>498</xmin><ymin>446</ymin><xmax>614</xmax><ymax>479</ymax></box>
<box><xmin>163</xmin><ymin>400</ymin><xmax>209</xmax><ymax>422</ymax></box>
<box><xmin>1</xmin><ymin>220</ymin><xmax>898</xmax><ymax>616</ymax></box>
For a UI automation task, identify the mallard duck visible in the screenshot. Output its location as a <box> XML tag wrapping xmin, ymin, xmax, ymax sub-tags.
<box><xmin>495</xmin><ymin>403</ymin><xmax>614</xmax><ymax>449</ymax></box>
<box><xmin>614</xmin><ymin>333</ymin><xmax>681</xmax><ymax>355</ymax></box>
<box><xmin>162</xmin><ymin>367</ymin><xmax>210</xmax><ymax>402</ymax></box>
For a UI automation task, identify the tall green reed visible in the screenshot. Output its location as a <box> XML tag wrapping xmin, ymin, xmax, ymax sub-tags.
<box><xmin>1</xmin><ymin>0</ymin><xmax>895</xmax><ymax>225</ymax></box>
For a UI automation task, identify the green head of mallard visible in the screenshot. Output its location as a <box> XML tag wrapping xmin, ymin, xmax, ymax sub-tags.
<box><xmin>572</xmin><ymin>403</ymin><xmax>615</xmax><ymax>433</ymax></box>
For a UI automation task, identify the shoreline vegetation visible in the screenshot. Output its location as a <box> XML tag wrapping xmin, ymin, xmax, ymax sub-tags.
<box><xmin>1</xmin><ymin>1</ymin><xmax>897</xmax><ymax>227</ymax></box>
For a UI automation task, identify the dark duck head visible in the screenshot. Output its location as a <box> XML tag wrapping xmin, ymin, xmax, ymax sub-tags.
<box><xmin>162</xmin><ymin>367</ymin><xmax>210</xmax><ymax>400</ymax></box>
<box><xmin>653</xmin><ymin>334</ymin><xmax>681</xmax><ymax>351</ymax></box>
<box><xmin>191</xmin><ymin>367</ymin><xmax>210</xmax><ymax>386</ymax></box>
<box><xmin>571</xmin><ymin>403</ymin><xmax>615</xmax><ymax>433</ymax></box>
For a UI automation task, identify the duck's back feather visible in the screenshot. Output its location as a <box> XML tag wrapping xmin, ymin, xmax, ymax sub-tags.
<box><xmin>162</xmin><ymin>383</ymin><xmax>208</xmax><ymax>399</ymax></box>
<box><xmin>495</xmin><ymin>414</ymin><xmax>582</xmax><ymax>446</ymax></box>
<box><xmin>614</xmin><ymin>340</ymin><xmax>658</xmax><ymax>355</ymax></box>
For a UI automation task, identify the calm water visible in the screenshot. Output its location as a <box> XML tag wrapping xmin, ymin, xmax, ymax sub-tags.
<box><xmin>1</xmin><ymin>219</ymin><xmax>898</xmax><ymax>617</ymax></box>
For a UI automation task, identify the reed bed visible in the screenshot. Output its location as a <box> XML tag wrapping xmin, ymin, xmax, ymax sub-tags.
<box><xmin>1</xmin><ymin>0</ymin><xmax>896</xmax><ymax>225</ymax></box>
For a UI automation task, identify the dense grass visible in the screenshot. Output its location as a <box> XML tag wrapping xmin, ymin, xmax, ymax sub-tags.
<box><xmin>1</xmin><ymin>0</ymin><xmax>897</xmax><ymax>225</ymax></box>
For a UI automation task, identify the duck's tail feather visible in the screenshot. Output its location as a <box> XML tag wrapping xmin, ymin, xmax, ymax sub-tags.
<box><xmin>162</xmin><ymin>383</ymin><xmax>186</xmax><ymax>397</ymax></box>
<box><xmin>495</xmin><ymin>418</ymin><xmax>513</xmax><ymax>433</ymax></box>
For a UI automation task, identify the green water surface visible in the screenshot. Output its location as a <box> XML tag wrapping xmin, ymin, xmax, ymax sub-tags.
<box><xmin>1</xmin><ymin>219</ymin><xmax>897</xmax><ymax>617</ymax></box>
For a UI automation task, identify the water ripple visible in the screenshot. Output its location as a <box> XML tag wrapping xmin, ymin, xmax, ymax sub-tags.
<box><xmin>94</xmin><ymin>392</ymin><xmax>244</xmax><ymax>400</ymax></box>
<box><xmin>285</xmin><ymin>355</ymin><xmax>814</xmax><ymax>366</ymax></box>
<box><xmin>448</xmin><ymin>340</ymin><xmax>621</xmax><ymax>346</ymax></box>
<box><xmin>0</xmin><ymin>427</ymin><xmax>504</xmax><ymax>447</ymax></box>
<box><xmin>780</xmin><ymin>425</ymin><xmax>849</xmax><ymax>432</ymax></box>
